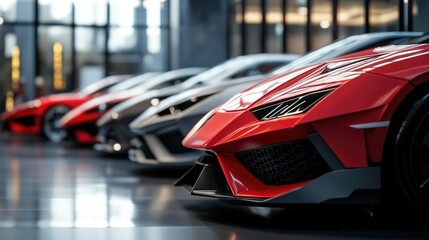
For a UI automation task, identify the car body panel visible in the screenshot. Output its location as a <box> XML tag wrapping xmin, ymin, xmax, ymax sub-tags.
<box><xmin>0</xmin><ymin>74</ymin><xmax>133</xmax><ymax>134</ymax></box>
<box><xmin>59</xmin><ymin>67</ymin><xmax>209</xmax><ymax>143</ymax></box>
<box><xmin>126</xmin><ymin>32</ymin><xmax>427</xmax><ymax>166</ymax></box>
<box><xmin>177</xmin><ymin>43</ymin><xmax>429</xmax><ymax>203</ymax></box>
<box><xmin>92</xmin><ymin>54</ymin><xmax>299</xmax><ymax>151</ymax></box>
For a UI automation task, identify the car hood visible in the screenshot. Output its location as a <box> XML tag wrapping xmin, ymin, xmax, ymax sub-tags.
<box><xmin>221</xmin><ymin>44</ymin><xmax>429</xmax><ymax>112</ymax></box>
<box><xmin>128</xmin><ymin>76</ymin><xmax>264</xmax><ymax>130</ymax></box>
<box><xmin>1</xmin><ymin>92</ymin><xmax>86</xmax><ymax>118</ymax></box>
<box><xmin>183</xmin><ymin>44</ymin><xmax>429</xmax><ymax>150</ymax></box>
<box><xmin>59</xmin><ymin>90</ymin><xmax>141</xmax><ymax>126</ymax></box>
<box><xmin>96</xmin><ymin>86</ymin><xmax>187</xmax><ymax>127</ymax></box>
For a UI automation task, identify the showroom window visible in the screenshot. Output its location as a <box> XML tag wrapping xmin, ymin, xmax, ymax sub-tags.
<box><xmin>266</xmin><ymin>0</ymin><xmax>284</xmax><ymax>53</ymax></box>
<box><xmin>244</xmin><ymin>0</ymin><xmax>263</xmax><ymax>54</ymax></box>
<box><xmin>229</xmin><ymin>0</ymin><xmax>423</xmax><ymax>56</ymax></box>
<box><xmin>413</xmin><ymin>0</ymin><xmax>429</xmax><ymax>32</ymax></box>
<box><xmin>0</xmin><ymin>0</ymin><xmax>170</xmax><ymax>112</ymax></box>
<box><xmin>284</xmin><ymin>0</ymin><xmax>307</xmax><ymax>55</ymax></box>
<box><xmin>369</xmin><ymin>0</ymin><xmax>399</xmax><ymax>32</ymax></box>
<box><xmin>338</xmin><ymin>0</ymin><xmax>365</xmax><ymax>39</ymax></box>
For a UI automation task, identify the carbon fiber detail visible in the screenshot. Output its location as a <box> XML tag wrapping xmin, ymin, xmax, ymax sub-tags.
<box><xmin>235</xmin><ymin>140</ymin><xmax>330</xmax><ymax>186</ymax></box>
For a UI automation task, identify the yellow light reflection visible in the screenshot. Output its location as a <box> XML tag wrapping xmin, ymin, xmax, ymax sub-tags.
<box><xmin>11</xmin><ymin>46</ymin><xmax>20</xmax><ymax>90</ymax></box>
<box><xmin>53</xmin><ymin>42</ymin><xmax>66</xmax><ymax>90</ymax></box>
<box><xmin>238</xmin><ymin>3</ymin><xmax>400</xmax><ymax>26</ymax></box>
<box><xmin>5</xmin><ymin>91</ymin><xmax>14</xmax><ymax>112</ymax></box>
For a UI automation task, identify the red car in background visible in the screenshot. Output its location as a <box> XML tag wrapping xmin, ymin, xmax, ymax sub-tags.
<box><xmin>0</xmin><ymin>73</ymin><xmax>158</xmax><ymax>142</ymax></box>
<box><xmin>176</xmin><ymin>43</ymin><xmax>429</xmax><ymax>213</ymax></box>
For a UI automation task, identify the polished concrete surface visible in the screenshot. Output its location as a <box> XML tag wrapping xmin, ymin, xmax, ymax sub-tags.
<box><xmin>1</xmin><ymin>132</ymin><xmax>429</xmax><ymax>240</ymax></box>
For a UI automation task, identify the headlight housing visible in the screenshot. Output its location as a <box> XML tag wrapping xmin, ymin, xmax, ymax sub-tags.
<box><xmin>251</xmin><ymin>88</ymin><xmax>335</xmax><ymax>120</ymax></box>
<box><xmin>26</xmin><ymin>99</ymin><xmax>42</xmax><ymax>109</ymax></box>
<box><xmin>157</xmin><ymin>93</ymin><xmax>214</xmax><ymax>116</ymax></box>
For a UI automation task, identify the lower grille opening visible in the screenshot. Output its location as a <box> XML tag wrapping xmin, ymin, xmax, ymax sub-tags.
<box><xmin>235</xmin><ymin>140</ymin><xmax>330</xmax><ymax>186</ymax></box>
<box><xmin>15</xmin><ymin>116</ymin><xmax>36</xmax><ymax>127</ymax></box>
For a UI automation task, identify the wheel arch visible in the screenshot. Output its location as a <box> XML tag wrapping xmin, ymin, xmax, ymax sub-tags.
<box><xmin>40</xmin><ymin>103</ymin><xmax>72</xmax><ymax>141</ymax></box>
<box><xmin>382</xmin><ymin>81</ymin><xmax>429</xmax><ymax>165</ymax></box>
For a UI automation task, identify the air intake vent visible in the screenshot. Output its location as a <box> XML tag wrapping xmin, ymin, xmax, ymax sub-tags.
<box><xmin>235</xmin><ymin>140</ymin><xmax>330</xmax><ymax>186</ymax></box>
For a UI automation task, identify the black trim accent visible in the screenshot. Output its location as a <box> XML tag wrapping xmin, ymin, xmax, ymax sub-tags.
<box><xmin>175</xmin><ymin>153</ymin><xmax>231</xmax><ymax>197</ymax></box>
<box><xmin>260</xmin><ymin>0</ymin><xmax>267</xmax><ymax>53</ymax></box>
<box><xmin>332</xmin><ymin>0</ymin><xmax>338</xmax><ymax>41</ymax></box>
<box><xmin>306</xmin><ymin>0</ymin><xmax>311</xmax><ymax>52</ymax></box>
<box><xmin>364</xmin><ymin>0</ymin><xmax>370</xmax><ymax>33</ymax></box>
<box><xmin>281</xmin><ymin>0</ymin><xmax>287</xmax><ymax>53</ymax></box>
<box><xmin>399</xmin><ymin>0</ymin><xmax>405</xmax><ymax>31</ymax></box>
<box><xmin>308</xmin><ymin>133</ymin><xmax>344</xmax><ymax>170</ymax></box>
<box><xmin>267</xmin><ymin>167</ymin><xmax>380</xmax><ymax>204</ymax></box>
<box><xmin>176</xmin><ymin>155</ymin><xmax>380</xmax><ymax>205</ymax></box>
<box><xmin>71</xmin><ymin>3</ymin><xmax>76</xmax><ymax>91</ymax></box>
<box><xmin>408</xmin><ymin>0</ymin><xmax>414</xmax><ymax>31</ymax></box>
<box><xmin>241</xmin><ymin>0</ymin><xmax>246</xmax><ymax>55</ymax></box>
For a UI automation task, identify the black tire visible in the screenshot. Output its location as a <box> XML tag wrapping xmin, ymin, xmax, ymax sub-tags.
<box><xmin>42</xmin><ymin>105</ymin><xmax>70</xmax><ymax>143</ymax></box>
<box><xmin>393</xmin><ymin>93</ymin><xmax>429</xmax><ymax>212</ymax></box>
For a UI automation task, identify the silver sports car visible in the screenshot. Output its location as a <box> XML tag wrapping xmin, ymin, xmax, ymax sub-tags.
<box><xmin>94</xmin><ymin>53</ymin><xmax>299</xmax><ymax>154</ymax></box>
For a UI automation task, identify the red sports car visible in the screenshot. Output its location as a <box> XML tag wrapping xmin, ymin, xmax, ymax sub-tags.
<box><xmin>176</xmin><ymin>43</ymin><xmax>429</xmax><ymax>213</ymax></box>
<box><xmin>0</xmin><ymin>74</ymin><xmax>133</xmax><ymax>142</ymax></box>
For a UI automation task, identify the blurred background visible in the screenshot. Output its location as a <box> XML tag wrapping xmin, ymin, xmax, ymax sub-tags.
<box><xmin>0</xmin><ymin>0</ymin><xmax>428</xmax><ymax>112</ymax></box>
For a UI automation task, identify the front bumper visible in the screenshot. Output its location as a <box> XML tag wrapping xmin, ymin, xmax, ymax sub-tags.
<box><xmin>128</xmin><ymin>117</ymin><xmax>203</xmax><ymax>166</ymax></box>
<box><xmin>175</xmin><ymin>150</ymin><xmax>380</xmax><ymax>205</ymax></box>
<box><xmin>94</xmin><ymin>122</ymin><xmax>135</xmax><ymax>154</ymax></box>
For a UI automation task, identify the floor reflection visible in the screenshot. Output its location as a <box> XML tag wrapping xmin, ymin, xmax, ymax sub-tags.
<box><xmin>1</xmin><ymin>132</ymin><xmax>429</xmax><ymax>240</ymax></box>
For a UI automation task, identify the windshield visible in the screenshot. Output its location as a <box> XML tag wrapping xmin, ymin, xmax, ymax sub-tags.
<box><xmin>79</xmin><ymin>75</ymin><xmax>132</xmax><ymax>96</ymax></box>
<box><xmin>181</xmin><ymin>58</ymin><xmax>245</xmax><ymax>88</ymax></box>
<box><xmin>107</xmin><ymin>72</ymin><xmax>161</xmax><ymax>93</ymax></box>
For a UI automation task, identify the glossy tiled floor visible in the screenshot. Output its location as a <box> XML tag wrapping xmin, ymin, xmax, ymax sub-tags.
<box><xmin>1</xmin><ymin>132</ymin><xmax>429</xmax><ymax>240</ymax></box>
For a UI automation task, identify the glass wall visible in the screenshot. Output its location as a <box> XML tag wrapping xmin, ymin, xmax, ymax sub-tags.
<box><xmin>0</xmin><ymin>0</ymin><xmax>170</xmax><ymax>112</ymax></box>
<box><xmin>0</xmin><ymin>25</ymin><xmax>35</xmax><ymax>110</ymax></box>
<box><xmin>310</xmin><ymin>0</ymin><xmax>332</xmax><ymax>50</ymax></box>
<box><xmin>229</xmin><ymin>0</ymin><xmax>243</xmax><ymax>57</ymax></box>
<box><xmin>244</xmin><ymin>0</ymin><xmax>262</xmax><ymax>54</ymax></box>
<box><xmin>285</xmin><ymin>0</ymin><xmax>307</xmax><ymax>55</ymax></box>
<box><xmin>109</xmin><ymin>0</ymin><xmax>169</xmax><ymax>74</ymax></box>
<box><xmin>0</xmin><ymin>0</ymin><xmax>35</xmax><ymax>22</ymax></box>
<box><xmin>38</xmin><ymin>0</ymin><xmax>73</xmax><ymax>24</ymax></box>
<box><xmin>369</xmin><ymin>0</ymin><xmax>399</xmax><ymax>32</ymax></box>
<box><xmin>413</xmin><ymin>0</ymin><xmax>429</xmax><ymax>32</ymax></box>
<box><xmin>338</xmin><ymin>0</ymin><xmax>365</xmax><ymax>39</ymax></box>
<box><xmin>266</xmin><ymin>0</ymin><xmax>283</xmax><ymax>53</ymax></box>
<box><xmin>75</xmin><ymin>27</ymin><xmax>105</xmax><ymax>89</ymax></box>
<box><xmin>229</xmin><ymin>0</ymin><xmax>425</xmax><ymax>57</ymax></box>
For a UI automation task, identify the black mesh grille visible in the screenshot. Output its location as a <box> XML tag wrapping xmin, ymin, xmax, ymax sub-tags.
<box><xmin>235</xmin><ymin>140</ymin><xmax>330</xmax><ymax>186</ymax></box>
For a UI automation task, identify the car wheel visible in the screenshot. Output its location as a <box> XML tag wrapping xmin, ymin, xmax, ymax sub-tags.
<box><xmin>42</xmin><ymin>105</ymin><xmax>70</xmax><ymax>143</ymax></box>
<box><xmin>394</xmin><ymin>93</ymin><xmax>429</xmax><ymax>212</ymax></box>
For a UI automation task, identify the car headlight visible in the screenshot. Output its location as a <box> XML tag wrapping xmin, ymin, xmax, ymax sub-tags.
<box><xmin>26</xmin><ymin>99</ymin><xmax>42</xmax><ymax>109</ymax></box>
<box><xmin>251</xmin><ymin>88</ymin><xmax>335</xmax><ymax>120</ymax></box>
<box><xmin>157</xmin><ymin>93</ymin><xmax>214</xmax><ymax>116</ymax></box>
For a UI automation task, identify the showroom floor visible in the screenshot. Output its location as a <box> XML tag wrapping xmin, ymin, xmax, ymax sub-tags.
<box><xmin>1</xmin><ymin>132</ymin><xmax>429</xmax><ymax>240</ymax></box>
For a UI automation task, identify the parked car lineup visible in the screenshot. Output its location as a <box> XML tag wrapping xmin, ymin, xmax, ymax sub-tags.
<box><xmin>58</xmin><ymin>67</ymin><xmax>209</xmax><ymax>144</ymax></box>
<box><xmin>2</xmin><ymin>32</ymin><xmax>429</xmax><ymax>214</ymax></box>
<box><xmin>0</xmin><ymin>74</ymin><xmax>135</xmax><ymax>142</ymax></box>
<box><xmin>126</xmin><ymin>31</ymin><xmax>425</xmax><ymax>167</ymax></box>
<box><xmin>94</xmin><ymin>53</ymin><xmax>299</xmax><ymax>154</ymax></box>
